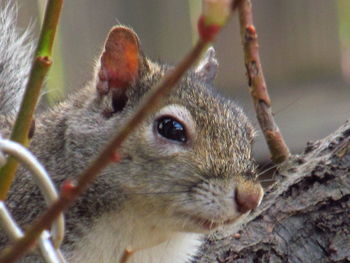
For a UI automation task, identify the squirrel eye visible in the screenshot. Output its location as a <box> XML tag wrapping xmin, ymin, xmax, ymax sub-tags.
<box><xmin>157</xmin><ymin>117</ymin><xmax>187</xmax><ymax>143</ymax></box>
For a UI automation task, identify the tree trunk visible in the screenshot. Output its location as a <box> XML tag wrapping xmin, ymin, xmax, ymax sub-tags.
<box><xmin>196</xmin><ymin>121</ymin><xmax>350</xmax><ymax>263</ymax></box>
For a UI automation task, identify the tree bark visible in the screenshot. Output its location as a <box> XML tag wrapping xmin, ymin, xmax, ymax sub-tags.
<box><xmin>196</xmin><ymin>121</ymin><xmax>350</xmax><ymax>263</ymax></box>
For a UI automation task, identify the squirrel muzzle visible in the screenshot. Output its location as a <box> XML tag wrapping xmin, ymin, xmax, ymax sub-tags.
<box><xmin>235</xmin><ymin>181</ymin><xmax>264</xmax><ymax>214</ymax></box>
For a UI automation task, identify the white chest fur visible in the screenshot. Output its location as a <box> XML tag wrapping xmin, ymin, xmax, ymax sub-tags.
<box><xmin>67</xmin><ymin>213</ymin><xmax>202</xmax><ymax>263</ymax></box>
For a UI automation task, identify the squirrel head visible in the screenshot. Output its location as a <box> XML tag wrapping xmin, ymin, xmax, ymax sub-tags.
<box><xmin>65</xmin><ymin>26</ymin><xmax>263</xmax><ymax>234</ymax></box>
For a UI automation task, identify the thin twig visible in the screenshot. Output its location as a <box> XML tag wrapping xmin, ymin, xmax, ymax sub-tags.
<box><xmin>237</xmin><ymin>0</ymin><xmax>290</xmax><ymax>163</ymax></box>
<box><xmin>0</xmin><ymin>39</ymin><xmax>207</xmax><ymax>263</ymax></box>
<box><xmin>119</xmin><ymin>248</ymin><xmax>134</xmax><ymax>263</ymax></box>
<box><xmin>0</xmin><ymin>0</ymin><xmax>64</xmax><ymax>200</ymax></box>
<box><xmin>0</xmin><ymin>1</ymin><xmax>242</xmax><ymax>262</ymax></box>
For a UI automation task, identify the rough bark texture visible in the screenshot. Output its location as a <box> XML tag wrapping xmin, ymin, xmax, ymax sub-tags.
<box><xmin>196</xmin><ymin>121</ymin><xmax>350</xmax><ymax>263</ymax></box>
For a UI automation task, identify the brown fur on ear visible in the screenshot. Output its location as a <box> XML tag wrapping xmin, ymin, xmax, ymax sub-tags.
<box><xmin>97</xmin><ymin>26</ymin><xmax>141</xmax><ymax>111</ymax></box>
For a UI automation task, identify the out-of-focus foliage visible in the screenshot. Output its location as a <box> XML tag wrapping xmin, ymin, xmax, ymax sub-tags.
<box><xmin>337</xmin><ymin>0</ymin><xmax>350</xmax><ymax>81</ymax></box>
<box><xmin>188</xmin><ymin>1</ymin><xmax>201</xmax><ymax>44</ymax></box>
<box><xmin>337</xmin><ymin>0</ymin><xmax>350</xmax><ymax>45</ymax></box>
<box><xmin>16</xmin><ymin>0</ymin><xmax>350</xmax><ymax>160</ymax></box>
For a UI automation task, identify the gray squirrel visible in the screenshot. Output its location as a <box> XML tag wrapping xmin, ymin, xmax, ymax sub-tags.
<box><xmin>0</xmin><ymin>4</ymin><xmax>263</xmax><ymax>263</ymax></box>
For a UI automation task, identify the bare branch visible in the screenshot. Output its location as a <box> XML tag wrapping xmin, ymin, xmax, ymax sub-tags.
<box><xmin>119</xmin><ymin>248</ymin><xmax>134</xmax><ymax>263</ymax></box>
<box><xmin>0</xmin><ymin>1</ymin><xmax>244</xmax><ymax>261</ymax></box>
<box><xmin>237</xmin><ymin>0</ymin><xmax>290</xmax><ymax>164</ymax></box>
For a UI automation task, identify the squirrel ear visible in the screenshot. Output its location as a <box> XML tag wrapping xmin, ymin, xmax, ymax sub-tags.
<box><xmin>195</xmin><ymin>47</ymin><xmax>218</xmax><ymax>83</ymax></box>
<box><xmin>97</xmin><ymin>26</ymin><xmax>143</xmax><ymax>112</ymax></box>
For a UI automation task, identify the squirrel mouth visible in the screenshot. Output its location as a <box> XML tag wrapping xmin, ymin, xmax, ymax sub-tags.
<box><xmin>187</xmin><ymin>215</ymin><xmax>239</xmax><ymax>231</ymax></box>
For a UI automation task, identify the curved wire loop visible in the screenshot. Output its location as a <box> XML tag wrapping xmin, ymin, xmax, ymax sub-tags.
<box><xmin>0</xmin><ymin>136</ymin><xmax>66</xmax><ymax>262</ymax></box>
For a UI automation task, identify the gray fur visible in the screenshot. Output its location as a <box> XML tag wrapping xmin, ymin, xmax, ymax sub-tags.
<box><xmin>0</xmin><ymin>6</ymin><xmax>263</xmax><ymax>263</ymax></box>
<box><xmin>0</xmin><ymin>3</ymin><xmax>34</xmax><ymax>115</ymax></box>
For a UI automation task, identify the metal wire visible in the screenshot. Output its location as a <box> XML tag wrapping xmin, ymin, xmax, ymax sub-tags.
<box><xmin>0</xmin><ymin>136</ymin><xmax>66</xmax><ymax>262</ymax></box>
<box><xmin>0</xmin><ymin>202</ymin><xmax>23</xmax><ymax>240</ymax></box>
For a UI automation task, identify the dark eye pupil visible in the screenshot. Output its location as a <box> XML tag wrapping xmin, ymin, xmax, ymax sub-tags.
<box><xmin>157</xmin><ymin>117</ymin><xmax>187</xmax><ymax>143</ymax></box>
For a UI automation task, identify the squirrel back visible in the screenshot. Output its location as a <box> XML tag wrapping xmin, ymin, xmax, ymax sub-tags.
<box><xmin>0</xmin><ymin>5</ymin><xmax>264</xmax><ymax>263</ymax></box>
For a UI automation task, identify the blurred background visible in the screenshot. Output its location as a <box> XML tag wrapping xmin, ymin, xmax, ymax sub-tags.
<box><xmin>15</xmin><ymin>0</ymin><xmax>350</xmax><ymax>162</ymax></box>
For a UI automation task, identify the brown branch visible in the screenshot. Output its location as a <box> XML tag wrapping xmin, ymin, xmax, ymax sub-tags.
<box><xmin>0</xmin><ymin>1</ymin><xmax>244</xmax><ymax>262</ymax></box>
<box><xmin>237</xmin><ymin>0</ymin><xmax>290</xmax><ymax>164</ymax></box>
<box><xmin>0</xmin><ymin>39</ymin><xmax>207</xmax><ymax>263</ymax></box>
<box><xmin>119</xmin><ymin>248</ymin><xmax>134</xmax><ymax>263</ymax></box>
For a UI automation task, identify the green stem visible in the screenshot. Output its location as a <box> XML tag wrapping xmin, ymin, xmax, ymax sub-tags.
<box><xmin>0</xmin><ymin>0</ymin><xmax>64</xmax><ymax>200</ymax></box>
<box><xmin>37</xmin><ymin>0</ymin><xmax>66</xmax><ymax>105</ymax></box>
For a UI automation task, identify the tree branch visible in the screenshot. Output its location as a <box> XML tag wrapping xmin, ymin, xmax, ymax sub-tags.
<box><xmin>237</xmin><ymin>0</ymin><xmax>290</xmax><ymax>164</ymax></box>
<box><xmin>0</xmin><ymin>1</ymin><xmax>244</xmax><ymax>262</ymax></box>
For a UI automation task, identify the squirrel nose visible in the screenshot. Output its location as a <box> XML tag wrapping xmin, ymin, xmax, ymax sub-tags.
<box><xmin>235</xmin><ymin>183</ymin><xmax>263</xmax><ymax>213</ymax></box>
